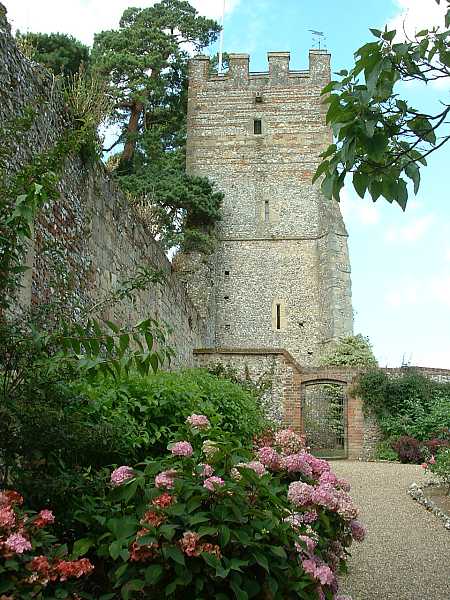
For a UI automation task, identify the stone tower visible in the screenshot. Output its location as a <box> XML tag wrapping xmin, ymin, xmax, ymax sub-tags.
<box><xmin>185</xmin><ymin>50</ymin><xmax>352</xmax><ymax>365</ymax></box>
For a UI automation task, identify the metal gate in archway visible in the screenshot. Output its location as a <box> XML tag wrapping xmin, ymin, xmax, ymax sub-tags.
<box><xmin>301</xmin><ymin>381</ymin><xmax>348</xmax><ymax>458</ymax></box>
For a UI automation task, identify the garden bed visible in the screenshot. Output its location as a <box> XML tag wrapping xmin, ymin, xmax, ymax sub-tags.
<box><xmin>408</xmin><ymin>481</ymin><xmax>450</xmax><ymax>530</ymax></box>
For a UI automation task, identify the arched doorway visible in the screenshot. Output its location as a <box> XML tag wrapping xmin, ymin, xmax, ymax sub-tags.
<box><xmin>301</xmin><ymin>379</ymin><xmax>348</xmax><ymax>458</ymax></box>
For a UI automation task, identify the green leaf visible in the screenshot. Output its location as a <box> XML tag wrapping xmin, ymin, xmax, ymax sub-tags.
<box><xmin>370</xmin><ymin>28</ymin><xmax>382</xmax><ymax>38</ymax></box>
<box><xmin>252</xmin><ymin>551</ymin><xmax>269</xmax><ymax>572</ymax></box>
<box><xmin>321</xmin><ymin>174</ymin><xmax>334</xmax><ymax>199</ymax></box>
<box><xmin>71</xmin><ymin>537</ymin><xmax>93</xmax><ymax>559</ymax></box>
<box><xmin>218</xmin><ymin>525</ymin><xmax>230</xmax><ymax>547</ymax></box>
<box><xmin>312</xmin><ymin>159</ymin><xmax>330</xmax><ymax>184</ymax></box>
<box><xmin>164</xmin><ymin>545</ymin><xmax>185</xmax><ymax>565</ymax></box>
<box><xmin>145</xmin><ymin>564</ymin><xmax>163</xmax><ymax>584</ymax></box>
<box><xmin>121</xmin><ymin>579</ymin><xmax>145</xmax><ymax>600</ymax></box>
<box><xmin>405</xmin><ymin>161</ymin><xmax>421</xmax><ymax>194</ymax></box>
<box><xmin>353</xmin><ymin>172</ymin><xmax>368</xmax><ymax>199</ymax></box>
<box><xmin>109</xmin><ymin>540</ymin><xmax>123</xmax><ymax>560</ymax></box>
<box><xmin>270</xmin><ymin>546</ymin><xmax>287</xmax><ymax>559</ymax></box>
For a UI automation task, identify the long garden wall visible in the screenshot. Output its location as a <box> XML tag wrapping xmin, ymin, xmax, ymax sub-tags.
<box><xmin>0</xmin><ymin>4</ymin><xmax>209</xmax><ymax>367</ymax></box>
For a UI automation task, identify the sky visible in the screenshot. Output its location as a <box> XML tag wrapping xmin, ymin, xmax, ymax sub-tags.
<box><xmin>4</xmin><ymin>0</ymin><xmax>449</xmax><ymax>368</ymax></box>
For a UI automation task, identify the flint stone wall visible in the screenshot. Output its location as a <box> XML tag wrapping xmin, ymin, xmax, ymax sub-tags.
<box><xmin>0</xmin><ymin>5</ymin><xmax>208</xmax><ymax>367</ymax></box>
<box><xmin>186</xmin><ymin>51</ymin><xmax>353</xmax><ymax>366</ymax></box>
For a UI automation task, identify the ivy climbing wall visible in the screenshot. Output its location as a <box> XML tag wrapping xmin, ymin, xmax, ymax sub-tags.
<box><xmin>0</xmin><ymin>4</ymin><xmax>208</xmax><ymax>367</ymax></box>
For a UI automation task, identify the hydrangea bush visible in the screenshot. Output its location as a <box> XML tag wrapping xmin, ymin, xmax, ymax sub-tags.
<box><xmin>0</xmin><ymin>489</ymin><xmax>94</xmax><ymax>599</ymax></box>
<box><xmin>75</xmin><ymin>421</ymin><xmax>364</xmax><ymax>599</ymax></box>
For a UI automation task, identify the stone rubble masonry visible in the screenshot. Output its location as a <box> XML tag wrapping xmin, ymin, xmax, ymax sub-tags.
<box><xmin>0</xmin><ymin>4</ymin><xmax>208</xmax><ymax>367</ymax></box>
<box><xmin>185</xmin><ymin>50</ymin><xmax>353</xmax><ymax>366</ymax></box>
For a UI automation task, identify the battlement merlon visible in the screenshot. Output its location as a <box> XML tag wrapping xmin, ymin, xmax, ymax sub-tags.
<box><xmin>188</xmin><ymin>49</ymin><xmax>330</xmax><ymax>85</ymax></box>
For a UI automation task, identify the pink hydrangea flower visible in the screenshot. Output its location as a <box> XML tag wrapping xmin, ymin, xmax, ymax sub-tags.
<box><xmin>5</xmin><ymin>533</ymin><xmax>32</xmax><ymax>554</ymax></box>
<box><xmin>235</xmin><ymin>461</ymin><xmax>267</xmax><ymax>477</ymax></box>
<box><xmin>203</xmin><ymin>476</ymin><xmax>225</xmax><ymax>491</ymax></box>
<box><xmin>304</xmin><ymin>454</ymin><xmax>331</xmax><ymax>477</ymax></box>
<box><xmin>281</xmin><ymin>452</ymin><xmax>313</xmax><ymax>476</ymax></box>
<box><xmin>110</xmin><ymin>466</ymin><xmax>134</xmax><ymax>487</ymax></box>
<box><xmin>337</xmin><ymin>478</ymin><xmax>351</xmax><ymax>492</ymax></box>
<box><xmin>302</xmin><ymin>557</ymin><xmax>335</xmax><ymax>586</ymax></box>
<box><xmin>429</xmin><ymin>455</ymin><xmax>436</xmax><ymax>465</ymax></box>
<box><xmin>287</xmin><ymin>481</ymin><xmax>314</xmax><ymax>507</ymax></box>
<box><xmin>274</xmin><ymin>428</ymin><xmax>305</xmax><ymax>454</ymax></box>
<box><xmin>186</xmin><ymin>414</ymin><xmax>210</xmax><ymax>429</ymax></box>
<box><xmin>0</xmin><ymin>506</ymin><xmax>15</xmax><ymax>529</ymax></box>
<box><xmin>170</xmin><ymin>441</ymin><xmax>193</xmax><ymax>457</ymax></box>
<box><xmin>198</xmin><ymin>463</ymin><xmax>214</xmax><ymax>478</ymax></box>
<box><xmin>349</xmin><ymin>519</ymin><xmax>366</xmax><ymax>542</ymax></box>
<box><xmin>296</xmin><ymin>535</ymin><xmax>316</xmax><ymax>555</ymax></box>
<box><xmin>155</xmin><ymin>469</ymin><xmax>177</xmax><ymax>489</ymax></box>
<box><xmin>319</xmin><ymin>471</ymin><xmax>338</xmax><ymax>486</ymax></box>
<box><xmin>34</xmin><ymin>509</ymin><xmax>55</xmax><ymax>528</ymax></box>
<box><xmin>179</xmin><ymin>531</ymin><xmax>200</xmax><ymax>557</ymax></box>
<box><xmin>311</xmin><ymin>484</ymin><xmax>338</xmax><ymax>511</ymax></box>
<box><xmin>257</xmin><ymin>446</ymin><xmax>280</xmax><ymax>470</ymax></box>
<box><xmin>335</xmin><ymin>490</ymin><xmax>358</xmax><ymax>521</ymax></box>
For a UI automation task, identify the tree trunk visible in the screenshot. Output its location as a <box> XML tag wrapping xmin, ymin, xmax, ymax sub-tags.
<box><xmin>118</xmin><ymin>100</ymin><xmax>144</xmax><ymax>174</ymax></box>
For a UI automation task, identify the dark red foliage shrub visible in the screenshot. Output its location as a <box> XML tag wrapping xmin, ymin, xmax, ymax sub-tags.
<box><xmin>424</xmin><ymin>438</ymin><xmax>449</xmax><ymax>454</ymax></box>
<box><xmin>391</xmin><ymin>436</ymin><xmax>424</xmax><ymax>463</ymax></box>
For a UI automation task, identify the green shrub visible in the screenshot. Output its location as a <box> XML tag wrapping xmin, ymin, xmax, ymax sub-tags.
<box><xmin>428</xmin><ymin>447</ymin><xmax>450</xmax><ymax>494</ymax></box>
<box><xmin>356</xmin><ymin>369</ymin><xmax>450</xmax><ymax>441</ymax></box>
<box><xmin>374</xmin><ymin>440</ymin><xmax>399</xmax><ymax>461</ymax></box>
<box><xmin>75</xmin><ymin>368</ymin><xmax>267</xmax><ymax>459</ymax></box>
<box><xmin>73</xmin><ymin>423</ymin><xmax>362</xmax><ymax>599</ymax></box>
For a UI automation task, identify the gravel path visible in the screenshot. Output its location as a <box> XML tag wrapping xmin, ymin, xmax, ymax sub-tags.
<box><xmin>332</xmin><ymin>461</ymin><xmax>450</xmax><ymax>600</ymax></box>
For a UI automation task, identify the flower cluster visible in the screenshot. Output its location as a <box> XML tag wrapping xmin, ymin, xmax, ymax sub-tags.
<box><xmin>274</xmin><ymin>428</ymin><xmax>306</xmax><ymax>454</ymax></box>
<box><xmin>0</xmin><ymin>490</ymin><xmax>93</xmax><ymax>593</ymax></box>
<box><xmin>198</xmin><ymin>463</ymin><xmax>214</xmax><ymax>478</ymax></box>
<box><xmin>257</xmin><ymin>446</ymin><xmax>280</xmax><ymax>470</ymax></box>
<box><xmin>170</xmin><ymin>441</ymin><xmax>193</xmax><ymax>457</ymax></box>
<box><xmin>110</xmin><ymin>465</ymin><xmax>134</xmax><ymax>487</ymax></box>
<box><xmin>231</xmin><ymin>460</ymin><xmax>267</xmax><ymax>480</ymax></box>
<box><xmin>186</xmin><ymin>414</ymin><xmax>210</xmax><ymax>429</ymax></box>
<box><xmin>152</xmin><ymin>492</ymin><xmax>174</xmax><ymax>508</ymax></box>
<box><xmin>155</xmin><ymin>469</ymin><xmax>177</xmax><ymax>489</ymax></box>
<box><xmin>178</xmin><ymin>531</ymin><xmax>221</xmax><ymax>558</ymax></box>
<box><xmin>203</xmin><ymin>476</ymin><xmax>225</xmax><ymax>491</ymax></box>
<box><xmin>202</xmin><ymin>439</ymin><xmax>219</xmax><ymax>460</ymax></box>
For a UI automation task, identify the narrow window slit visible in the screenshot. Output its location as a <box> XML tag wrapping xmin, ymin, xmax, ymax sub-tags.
<box><xmin>264</xmin><ymin>199</ymin><xmax>270</xmax><ymax>222</ymax></box>
<box><xmin>254</xmin><ymin>119</ymin><xmax>262</xmax><ymax>135</ymax></box>
<box><xmin>276</xmin><ymin>303</ymin><xmax>281</xmax><ymax>330</ymax></box>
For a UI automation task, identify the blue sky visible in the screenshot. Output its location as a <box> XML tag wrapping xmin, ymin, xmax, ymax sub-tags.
<box><xmin>6</xmin><ymin>0</ymin><xmax>449</xmax><ymax>367</ymax></box>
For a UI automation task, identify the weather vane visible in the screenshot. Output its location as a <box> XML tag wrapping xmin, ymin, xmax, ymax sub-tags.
<box><xmin>309</xmin><ymin>30</ymin><xmax>326</xmax><ymax>50</ymax></box>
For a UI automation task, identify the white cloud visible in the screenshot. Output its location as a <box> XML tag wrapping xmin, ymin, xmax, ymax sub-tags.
<box><xmin>388</xmin><ymin>0</ymin><xmax>447</xmax><ymax>40</ymax></box>
<box><xmin>3</xmin><ymin>0</ymin><xmax>238</xmax><ymax>46</ymax></box>
<box><xmin>384</xmin><ymin>271</ymin><xmax>450</xmax><ymax>309</ymax></box>
<box><xmin>385</xmin><ymin>214</ymin><xmax>435</xmax><ymax>243</ymax></box>
<box><xmin>340</xmin><ymin>186</ymin><xmax>380</xmax><ymax>226</ymax></box>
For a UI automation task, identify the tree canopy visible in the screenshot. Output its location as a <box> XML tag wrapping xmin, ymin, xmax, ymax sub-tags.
<box><xmin>314</xmin><ymin>0</ymin><xmax>450</xmax><ymax>210</ymax></box>
<box><xmin>15</xmin><ymin>31</ymin><xmax>90</xmax><ymax>77</ymax></box>
<box><xmin>92</xmin><ymin>0</ymin><xmax>220</xmax><ymax>172</ymax></box>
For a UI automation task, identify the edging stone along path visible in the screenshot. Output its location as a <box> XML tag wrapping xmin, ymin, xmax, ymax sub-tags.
<box><xmin>408</xmin><ymin>482</ymin><xmax>450</xmax><ymax>530</ymax></box>
<box><xmin>332</xmin><ymin>461</ymin><xmax>450</xmax><ymax>600</ymax></box>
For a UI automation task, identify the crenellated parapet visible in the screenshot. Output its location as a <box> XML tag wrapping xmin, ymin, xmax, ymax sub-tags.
<box><xmin>188</xmin><ymin>49</ymin><xmax>330</xmax><ymax>87</ymax></box>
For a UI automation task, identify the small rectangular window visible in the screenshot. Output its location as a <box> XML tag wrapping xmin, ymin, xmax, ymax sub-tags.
<box><xmin>224</xmin><ymin>270</ymin><xmax>230</xmax><ymax>276</ymax></box>
<box><xmin>254</xmin><ymin>119</ymin><xmax>262</xmax><ymax>135</ymax></box>
<box><xmin>276</xmin><ymin>303</ymin><xmax>281</xmax><ymax>330</ymax></box>
<box><xmin>264</xmin><ymin>200</ymin><xmax>270</xmax><ymax>223</ymax></box>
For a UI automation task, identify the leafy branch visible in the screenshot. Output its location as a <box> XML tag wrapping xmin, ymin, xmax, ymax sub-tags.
<box><xmin>314</xmin><ymin>0</ymin><xmax>450</xmax><ymax>209</ymax></box>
